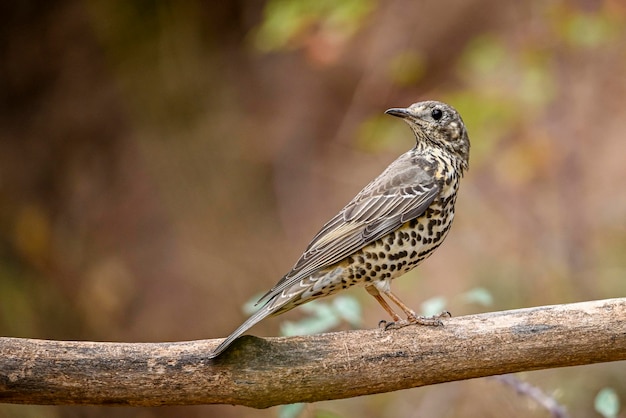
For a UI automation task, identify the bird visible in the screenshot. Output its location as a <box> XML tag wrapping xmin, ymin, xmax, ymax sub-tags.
<box><xmin>209</xmin><ymin>100</ymin><xmax>470</xmax><ymax>358</ymax></box>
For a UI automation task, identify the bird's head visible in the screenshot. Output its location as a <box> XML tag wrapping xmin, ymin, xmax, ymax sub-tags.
<box><xmin>386</xmin><ymin>101</ymin><xmax>470</xmax><ymax>173</ymax></box>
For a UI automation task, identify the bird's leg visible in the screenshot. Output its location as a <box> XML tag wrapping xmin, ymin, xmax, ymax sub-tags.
<box><xmin>365</xmin><ymin>285</ymin><xmax>402</xmax><ymax>326</ymax></box>
<box><xmin>383</xmin><ymin>289</ymin><xmax>448</xmax><ymax>329</ymax></box>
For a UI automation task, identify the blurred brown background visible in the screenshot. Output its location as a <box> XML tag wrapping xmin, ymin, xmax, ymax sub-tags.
<box><xmin>1</xmin><ymin>0</ymin><xmax>625</xmax><ymax>417</ymax></box>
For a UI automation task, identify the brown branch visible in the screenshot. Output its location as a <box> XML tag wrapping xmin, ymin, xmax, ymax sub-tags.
<box><xmin>1</xmin><ymin>298</ymin><xmax>625</xmax><ymax>408</ymax></box>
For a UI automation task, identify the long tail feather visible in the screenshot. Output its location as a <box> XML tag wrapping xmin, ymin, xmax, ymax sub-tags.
<box><xmin>208</xmin><ymin>297</ymin><xmax>284</xmax><ymax>358</ymax></box>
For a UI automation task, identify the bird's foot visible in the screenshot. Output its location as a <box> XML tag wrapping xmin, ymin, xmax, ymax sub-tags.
<box><xmin>381</xmin><ymin>311</ymin><xmax>451</xmax><ymax>330</ymax></box>
<box><xmin>410</xmin><ymin>310</ymin><xmax>452</xmax><ymax>326</ymax></box>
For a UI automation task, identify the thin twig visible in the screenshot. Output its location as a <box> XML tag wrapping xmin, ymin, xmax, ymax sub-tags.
<box><xmin>494</xmin><ymin>375</ymin><xmax>570</xmax><ymax>418</ymax></box>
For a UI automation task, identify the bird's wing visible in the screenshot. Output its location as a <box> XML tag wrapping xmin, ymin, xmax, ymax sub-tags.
<box><xmin>258</xmin><ymin>153</ymin><xmax>440</xmax><ymax>304</ymax></box>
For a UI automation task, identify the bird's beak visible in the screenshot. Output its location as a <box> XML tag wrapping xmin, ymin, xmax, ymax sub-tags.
<box><xmin>385</xmin><ymin>108</ymin><xmax>411</xmax><ymax>118</ymax></box>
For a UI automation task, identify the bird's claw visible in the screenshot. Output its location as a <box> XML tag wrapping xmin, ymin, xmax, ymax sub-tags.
<box><xmin>410</xmin><ymin>310</ymin><xmax>452</xmax><ymax>326</ymax></box>
<box><xmin>384</xmin><ymin>320</ymin><xmax>408</xmax><ymax>330</ymax></box>
<box><xmin>438</xmin><ymin>310</ymin><xmax>452</xmax><ymax>319</ymax></box>
<box><xmin>378</xmin><ymin>319</ymin><xmax>407</xmax><ymax>330</ymax></box>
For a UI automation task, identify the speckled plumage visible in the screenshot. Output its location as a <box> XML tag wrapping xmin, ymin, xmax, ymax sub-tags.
<box><xmin>209</xmin><ymin>101</ymin><xmax>470</xmax><ymax>358</ymax></box>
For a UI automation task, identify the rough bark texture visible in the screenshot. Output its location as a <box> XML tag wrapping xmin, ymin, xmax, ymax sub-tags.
<box><xmin>1</xmin><ymin>298</ymin><xmax>624</xmax><ymax>408</ymax></box>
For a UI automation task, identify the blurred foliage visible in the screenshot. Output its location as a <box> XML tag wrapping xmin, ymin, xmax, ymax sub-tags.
<box><xmin>278</xmin><ymin>403</ymin><xmax>306</xmax><ymax>418</ymax></box>
<box><xmin>280</xmin><ymin>295</ymin><xmax>361</xmax><ymax>337</ymax></box>
<box><xmin>14</xmin><ymin>205</ymin><xmax>51</xmax><ymax>268</ymax></box>
<box><xmin>0</xmin><ymin>270</ymin><xmax>38</xmax><ymax>336</ymax></box>
<box><xmin>554</xmin><ymin>5</ymin><xmax>622</xmax><ymax>48</ymax></box>
<box><xmin>461</xmin><ymin>287</ymin><xmax>494</xmax><ymax>307</ymax></box>
<box><xmin>446</xmin><ymin>33</ymin><xmax>555</xmax><ymax>169</ymax></box>
<box><xmin>279</xmin><ymin>404</ymin><xmax>344</xmax><ymax>418</ymax></box>
<box><xmin>595</xmin><ymin>387</ymin><xmax>621</xmax><ymax>418</ymax></box>
<box><xmin>420</xmin><ymin>296</ymin><xmax>447</xmax><ymax>318</ymax></box>
<box><xmin>356</xmin><ymin>115</ymin><xmax>407</xmax><ymax>153</ymax></box>
<box><xmin>420</xmin><ymin>287</ymin><xmax>494</xmax><ymax>318</ymax></box>
<box><xmin>388</xmin><ymin>50</ymin><xmax>427</xmax><ymax>86</ymax></box>
<box><xmin>253</xmin><ymin>0</ymin><xmax>374</xmax><ymax>52</ymax></box>
<box><xmin>244</xmin><ymin>292</ymin><xmax>361</xmax><ymax>338</ymax></box>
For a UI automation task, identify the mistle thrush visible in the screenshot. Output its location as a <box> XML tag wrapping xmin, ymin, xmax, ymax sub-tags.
<box><xmin>209</xmin><ymin>100</ymin><xmax>470</xmax><ymax>358</ymax></box>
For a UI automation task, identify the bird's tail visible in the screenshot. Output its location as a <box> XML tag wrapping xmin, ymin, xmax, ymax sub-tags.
<box><xmin>208</xmin><ymin>295</ymin><xmax>292</xmax><ymax>358</ymax></box>
<box><xmin>208</xmin><ymin>305</ymin><xmax>273</xmax><ymax>358</ymax></box>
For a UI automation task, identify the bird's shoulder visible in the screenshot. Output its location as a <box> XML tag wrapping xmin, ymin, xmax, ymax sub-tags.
<box><xmin>345</xmin><ymin>150</ymin><xmax>439</xmax><ymax>211</ymax></box>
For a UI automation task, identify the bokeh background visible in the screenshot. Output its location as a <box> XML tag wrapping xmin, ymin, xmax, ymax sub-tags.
<box><xmin>1</xmin><ymin>0</ymin><xmax>626</xmax><ymax>417</ymax></box>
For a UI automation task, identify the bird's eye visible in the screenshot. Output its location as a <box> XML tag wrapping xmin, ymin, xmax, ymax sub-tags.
<box><xmin>431</xmin><ymin>108</ymin><xmax>443</xmax><ymax>120</ymax></box>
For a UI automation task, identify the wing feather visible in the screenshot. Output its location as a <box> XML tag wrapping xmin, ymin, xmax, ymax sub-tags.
<box><xmin>258</xmin><ymin>151</ymin><xmax>439</xmax><ymax>304</ymax></box>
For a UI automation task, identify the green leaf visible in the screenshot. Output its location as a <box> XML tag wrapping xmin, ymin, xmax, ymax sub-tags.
<box><xmin>279</xmin><ymin>403</ymin><xmax>306</xmax><ymax>418</ymax></box>
<box><xmin>421</xmin><ymin>297</ymin><xmax>447</xmax><ymax>317</ymax></box>
<box><xmin>595</xmin><ymin>388</ymin><xmax>620</xmax><ymax>418</ymax></box>
<box><xmin>332</xmin><ymin>295</ymin><xmax>362</xmax><ymax>327</ymax></box>
<box><xmin>462</xmin><ymin>287</ymin><xmax>494</xmax><ymax>307</ymax></box>
<box><xmin>280</xmin><ymin>301</ymin><xmax>340</xmax><ymax>336</ymax></box>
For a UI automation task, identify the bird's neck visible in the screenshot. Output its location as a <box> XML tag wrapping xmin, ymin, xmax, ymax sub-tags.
<box><xmin>411</xmin><ymin>141</ymin><xmax>467</xmax><ymax>178</ymax></box>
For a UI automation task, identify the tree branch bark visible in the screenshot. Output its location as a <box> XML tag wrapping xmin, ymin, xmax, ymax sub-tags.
<box><xmin>1</xmin><ymin>298</ymin><xmax>625</xmax><ymax>408</ymax></box>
